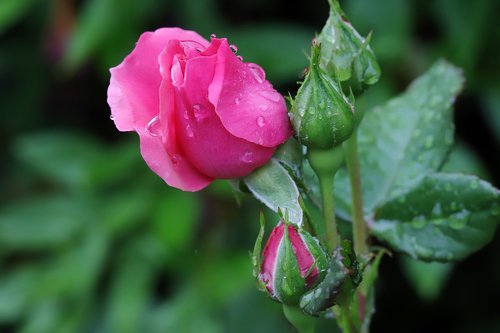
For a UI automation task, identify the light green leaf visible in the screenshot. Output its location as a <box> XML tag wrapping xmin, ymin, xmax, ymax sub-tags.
<box><xmin>244</xmin><ymin>159</ymin><xmax>302</xmax><ymax>226</ymax></box>
<box><xmin>371</xmin><ymin>173</ymin><xmax>500</xmax><ymax>261</ymax></box>
<box><xmin>334</xmin><ymin>60</ymin><xmax>464</xmax><ymax>218</ymax></box>
<box><xmin>0</xmin><ymin>196</ymin><xmax>87</xmax><ymax>250</ymax></box>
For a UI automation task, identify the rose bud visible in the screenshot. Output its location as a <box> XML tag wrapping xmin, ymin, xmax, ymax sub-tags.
<box><xmin>258</xmin><ymin>221</ymin><xmax>328</xmax><ymax>305</ymax></box>
<box><xmin>107</xmin><ymin>28</ymin><xmax>291</xmax><ymax>191</ymax></box>
<box><xmin>316</xmin><ymin>0</ymin><xmax>381</xmax><ymax>92</ymax></box>
<box><xmin>290</xmin><ymin>44</ymin><xmax>355</xmax><ymax>149</ymax></box>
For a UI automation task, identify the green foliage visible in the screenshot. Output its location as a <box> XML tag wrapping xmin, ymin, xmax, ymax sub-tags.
<box><xmin>371</xmin><ymin>173</ymin><xmax>500</xmax><ymax>261</ymax></box>
<box><xmin>244</xmin><ymin>159</ymin><xmax>303</xmax><ymax>226</ymax></box>
<box><xmin>334</xmin><ymin>60</ymin><xmax>464</xmax><ymax>217</ymax></box>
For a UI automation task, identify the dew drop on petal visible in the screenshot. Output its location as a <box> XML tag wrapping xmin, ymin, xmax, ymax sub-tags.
<box><xmin>186</xmin><ymin>124</ymin><xmax>194</xmax><ymax>137</ymax></box>
<box><xmin>193</xmin><ymin>104</ymin><xmax>209</xmax><ymax>122</ymax></box>
<box><xmin>234</xmin><ymin>97</ymin><xmax>241</xmax><ymax>105</ymax></box>
<box><xmin>109</xmin><ymin>115</ymin><xmax>115</xmax><ymax>121</ymax></box>
<box><xmin>247</xmin><ymin>63</ymin><xmax>265</xmax><ymax>83</ymax></box>
<box><xmin>257</xmin><ymin>116</ymin><xmax>266</xmax><ymax>127</ymax></box>
<box><xmin>210</xmin><ymin>33</ymin><xmax>217</xmax><ymax>39</ymax></box>
<box><xmin>237</xmin><ymin>55</ymin><xmax>244</xmax><ymax>61</ymax></box>
<box><xmin>230</xmin><ymin>44</ymin><xmax>238</xmax><ymax>53</ymax></box>
<box><xmin>146</xmin><ymin>116</ymin><xmax>161</xmax><ymax>137</ymax></box>
<box><xmin>171</xmin><ymin>154</ymin><xmax>181</xmax><ymax>165</ymax></box>
<box><xmin>241</xmin><ymin>151</ymin><xmax>254</xmax><ymax>163</ymax></box>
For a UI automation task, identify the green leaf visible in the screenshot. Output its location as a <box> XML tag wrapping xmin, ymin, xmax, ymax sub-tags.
<box><xmin>371</xmin><ymin>173</ymin><xmax>500</xmax><ymax>261</ymax></box>
<box><xmin>0</xmin><ymin>0</ymin><xmax>37</xmax><ymax>34</ymax></box>
<box><xmin>12</xmin><ymin>131</ymin><xmax>104</xmax><ymax>190</ymax></box>
<box><xmin>0</xmin><ymin>266</ymin><xmax>38</xmax><ymax>321</ymax></box>
<box><xmin>0</xmin><ymin>196</ymin><xmax>87</xmax><ymax>251</ymax></box>
<box><xmin>152</xmin><ymin>190</ymin><xmax>199</xmax><ymax>256</ymax></box>
<box><xmin>400</xmin><ymin>256</ymin><xmax>453</xmax><ymax>302</ymax></box>
<box><xmin>441</xmin><ymin>141</ymin><xmax>491</xmax><ymax>180</ymax></box>
<box><xmin>334</xmin><ymin>60</ymin><xmax>465</xmax><ymax>218</ymax></box>
<box><xmin>244</xmin><ymin>159</ymin><xmax>303</xmax><ymax>226</ymax></box>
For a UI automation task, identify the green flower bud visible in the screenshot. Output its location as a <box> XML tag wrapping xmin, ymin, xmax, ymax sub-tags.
<box><xmin>291</xmin><ymin>45</ymin><xmax>355</xmax><ymax>149</ymax></box>
<box><xmin>317</xmin><ymin>0</ymin><xmax>381</xmax><ymax>92</ymax></box>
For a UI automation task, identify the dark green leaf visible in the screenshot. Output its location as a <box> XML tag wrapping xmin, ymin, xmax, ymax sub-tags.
<box><xmin>334</xmin><ymin>60</ymin><xmax>464</xmax><ymax>218</ymax></box>
<box><xmin>0</xmin><ymin>0</ymin><xmax>37</xmax><ymax>34</ymax></box>
<box><xmin>371</xmin><ymin>173</ymin><xmax>500</xmax><ymax>261</ymax></box>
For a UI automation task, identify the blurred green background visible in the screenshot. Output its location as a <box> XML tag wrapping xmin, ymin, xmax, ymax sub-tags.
<box><xmin>1</xmin><ymin>0</ymin><xmax>499</xmax><ymax>332</ymax></box>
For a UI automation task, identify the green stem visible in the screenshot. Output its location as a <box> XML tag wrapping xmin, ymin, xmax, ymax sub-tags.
<box><xmin>344</xmin><ymin>131</ymin><xmax>369</xmax><ymax>255</ymax></box>
<box><xmin>283</xmin><ymin>305</ymin><xmax>316</xmax><ymax>333</ymax></box>
<box><xmin>307</xmin><ymin>147</ymin><xmax>344</xmax><ymax>252</ymax></box>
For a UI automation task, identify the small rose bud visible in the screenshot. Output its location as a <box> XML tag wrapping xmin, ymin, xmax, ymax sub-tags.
<box><xmin>258</xmin><ymin>221</ymin><xmax>328</xmax><ymax>305</ymax></box>
<box><xmin>317</xmin><ymin>0</ymin><xmax>381</xmax><ymax>92</ymax></box>
<box><xmin>290</xmin><ymin>44</ymin><xmax>355</xmax><ymax>149</ymax></box>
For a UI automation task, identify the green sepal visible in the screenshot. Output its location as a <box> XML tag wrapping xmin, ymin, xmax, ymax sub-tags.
<box><xmin>252</xmin><ymin>211</ymin><xmax>266</xmax><ymax>292</ymax></box>
<box><xmin>299</xmin><ymin>241</ymin><xmax>360</xmax><ymax>315</ymax></box>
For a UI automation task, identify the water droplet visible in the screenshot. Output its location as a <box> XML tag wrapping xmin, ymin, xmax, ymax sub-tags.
<box><xmin>259</xmin><ymin>90</ymin><xmax>282</xmax><ymax>103</ymax></box>
<box><xmin>318</xmin><ymin>99</ymin><xmax>326</xmax><ymax>110</ymax></box>
<box><xmin>257</xmin><ymin>116</ymin><xmax>265</xmax><ymax>127</ymax></box>
<box><xmin>210</xmin><ymin>33</ymin><xmax>217</xmax><ymax>39</ymax></box>
<box><xmin>432</xmin><ymin>218</ymin><xmax>444</xmax><ymax>226</ymax></box>
<box><xmin>241</xmin><ymin>151</ymin><xmax>253</xmax><ymax>163</ymax></box>
<box><xmin>145</xmin><ymin>116</ymin><xmax>161</xmax><ymax>137</ymax></box>
<box><xmin>234</xmin><ymin>97</ymin><xmax>241</xmax><ymax>104</ymax></box>
<box><xmin>247</xmin><ymin>63</ymin><xmax>266</xmax><ymax>83</ymax></box>
<box><xmin>448</xmin><ymin>211</ymin><xmax>468</xmax><ymax>230</ymax></box>
<box><xmin>431</xmin><ymin>202</ymin><xmax>442</xmax><ymax>217</ymax></box>
<box><xmin>171</xmin><ymin>154</ymin><xmax>181</xmax><ymax>164</ymax></box>
<box><xmin>411</xmin><ymin>216</ymin><xmax>427</xmax><ymax>229</ymax></box>
<box><xmin>109</xmin><ymin>115</ymin><xmax>115</xmax><ymax>121</ymax></box>
<box><xmin>237</xmin><ymin>55</ymin><xmax>244</xmax><ymax>61</ymax></box>
<box><xmin>193</xmin><ymin>104</ymin><xmax>209</xmax><ymax>122</ymax></box>
<box><xmin>424</xmin><ymin>135</ymin><xmax>434</xmax><ymax>148</ymax></box>
<box><xmin>186</xmin><ymin>124</ymin><xmax>194</xmax><ymax>137</ymax></box>
<box><xmin>230</xmin><ymin>44</ymin><xmax>238</xmax><ymax>53</ymax></box>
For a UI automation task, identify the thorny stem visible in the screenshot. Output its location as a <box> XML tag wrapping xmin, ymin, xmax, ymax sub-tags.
<box><xmin>344</xmin><ymin>131</ymin><xmax>369</xmax><ymax>255</ymax></box>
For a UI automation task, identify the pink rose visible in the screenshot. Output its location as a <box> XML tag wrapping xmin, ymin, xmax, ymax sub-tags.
<box><xmin>107</xmin><ymin>28</ymin><xmax>291</xmax><ymax>191</ymax></box>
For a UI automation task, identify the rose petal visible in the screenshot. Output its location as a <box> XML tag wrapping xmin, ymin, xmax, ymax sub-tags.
<box><xmin>208</xmin><ymin>39</ymin><xmax>291</xmax><ymax>147</ymax></box>
<box><xmin>108</xmin><ymin>28</ymin><xmax>212</xmax><ymax>191</ymax></box>
<box><xmin>108</xmin><ymin>27</ymin><xmax>208</xmax><ymax>132</ymax></box>
<box><xmin>172</xmin><ymin>53</ymin><xmax>275</xmax><ymax>179</ymax></box>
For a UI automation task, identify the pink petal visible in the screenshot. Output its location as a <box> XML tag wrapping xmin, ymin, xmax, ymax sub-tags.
<box><xmin>208</xmin><ymin>39</ymin><xmax>291</xmax><ymax>147</ymax></box>
<box><xmin>288</xmin><ymin>227</ymin><xmax>318</xmax><ymax>287</ymax></box>
<box><xmin>171</xmin><ymin>50</ymin><xmax>275</xmax><ymax>179</ymax></box>
<box><xmin>260</xmin><ymin>223</ymin><xmax>285</xmax><ymax>294</ymax></box>
<box><xmin>108</xmin><ymin>28</ymin><xmax>212</xmax><ymax>191</ymax></box>
<box><xmin>108</xmin><ymin>27</ymin><xmax>208</xmax><ymax>132</ymax></box>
